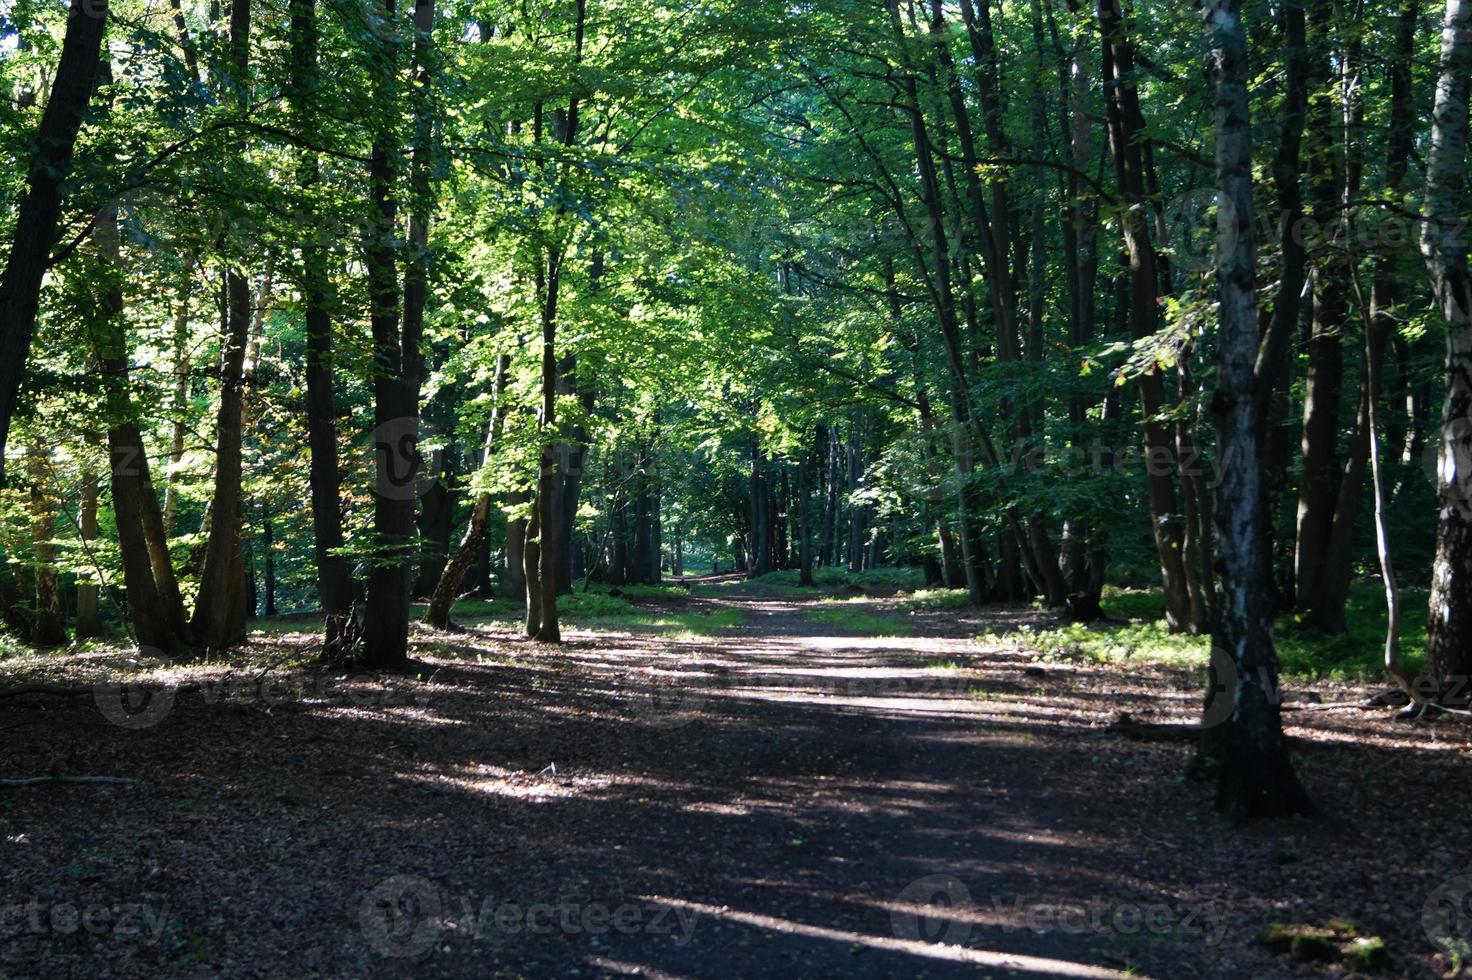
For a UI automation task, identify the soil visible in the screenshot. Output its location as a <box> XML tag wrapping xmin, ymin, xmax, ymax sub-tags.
<box><xmin>1</xmin><ymin>582</ymin><xmax>1468</xmax><ymax>979</ymax></box>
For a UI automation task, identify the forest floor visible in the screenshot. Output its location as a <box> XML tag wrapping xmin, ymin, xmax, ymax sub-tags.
<box><xmin>1</xmin><ymin>577</ymin><xmax>1470</xmax><ymax>979</ymax></box>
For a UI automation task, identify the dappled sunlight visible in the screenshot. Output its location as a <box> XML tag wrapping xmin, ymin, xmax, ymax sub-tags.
<box><xmin>4</xmin><ymin>587</ymin><xmax>1455</xmax><ymax>978</ymax></box>
<box><xmin>634</xmin><ymin>896</ymin><xmax>1139</xmax><ymax>978</ymax></box>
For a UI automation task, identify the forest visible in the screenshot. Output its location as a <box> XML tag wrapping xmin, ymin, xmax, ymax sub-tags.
<box><xmin>2</xmin><ymin>0</ymin><xmax>1472</xmax><ymax>976</ymax></box>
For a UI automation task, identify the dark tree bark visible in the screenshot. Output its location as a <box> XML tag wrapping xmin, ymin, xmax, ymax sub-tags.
<box><xmin>193</xmin><ymin>0</ymin><xmax>253</xmax><ymax>650</ymax></box>
<box><xmin>290</xmin><ymin>0</ymin><xmax>354</xmax><ymax>652</ymax></box>
<box><xmin>821</xmin><ymin>424</ymin><xmax>839</xmax><ymax>567</ymax></box>
<box><xmin>413</xmin><ymin>474</ymin><xmax>454</xmax><ymax>597</ymax></box>
<box><xmin>1097</xmin><ymin>0</ymin><xmax>1202</xmax><ymax>633</ymax></box>
<box><xmin>94</xmin><ymin>204</ymin><xmax>193</xmax><ymax>654</ymax></box>
<box><xmin>0</xmin><ymin>0</ymin><xmax>109</xmax><ymax>486</ymax></box>
<box><xmin>1293</xmin><ymin>0</ymin><xmax>1347</xmax><ymax>614</ymax></box>
<box><xmin>363</xmin><ymin>0</ymin><xmax>433</xmax><ymax>667</ymax></box>
<box><xmin>1203</xmin><ymin>0</ymin><xmax>1313</xmax><ymax>820</ymax></box>
<box><xmin>1254</xmin><ymin>0</ymin><xmax>1309</xmax><ymax>612</ymax></box>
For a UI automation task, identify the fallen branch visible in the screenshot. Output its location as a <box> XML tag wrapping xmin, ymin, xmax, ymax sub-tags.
<box><xmin>0</xmin><ymin>776</ymin><xmax>140</xmax><ymax>787</ymax></box>
<box><xmin>0</xmin><ymin>683</ymin><xmax>95</xmax><ymax>699</ymax></box>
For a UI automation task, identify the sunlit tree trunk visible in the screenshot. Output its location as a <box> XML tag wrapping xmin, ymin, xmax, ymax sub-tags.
<box><xmin>1203</xmin><ymin>0</ymin><xmax>1313</xmax><ymax>820</ymax></box>
<box><xmin>95</xmin><ymin>199</ymin><xmax>192</xmax><ymax>653</ymax></box>
<box><xmin>26</xmin><ymin>445</ymin><xmax>65</xmax><ymax>646</ymax></box>
<box><xmin>75</xmin><ymin>452</ymin><xmax>102</xmax><ymax>639</ymax></box>
<box><xmin>426</xmin><ymin>352</ymin><xmax>510</xmax><ymax>628</ymax></box>
<box><xmin>1419</xmin><ymin>0</ymin><xmax>1472</xmax><ymax>688</ymax></box>
<box><xmin>161</xmin><ymin>256</ymin><xmax>194</xmax><ymax>535</ymax></box>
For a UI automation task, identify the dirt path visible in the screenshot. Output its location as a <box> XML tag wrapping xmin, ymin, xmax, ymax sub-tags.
<box><xmin>1</xmin><ymin>589</ymin><xmax>1463</xmax><ymax>978</ymax></box>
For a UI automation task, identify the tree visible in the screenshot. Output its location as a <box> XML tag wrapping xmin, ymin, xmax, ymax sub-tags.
<box><xmin>0</xmin><ymin>0</ymin><xmax>109</xmax><ymax>486</ymax></box>
<box><xmin>1203</xmin><ymin>0</ymin><xmax>1313</xmax><ymax>821</ymax></box>
<box><xmin>1419</xmin><ymin>0</ymin><xmax>1472</xmax><ymax>692</ymax></box>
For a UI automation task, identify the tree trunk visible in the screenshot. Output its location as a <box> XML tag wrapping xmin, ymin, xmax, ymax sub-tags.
<box><xmin>426</xmin><ymin>353</ymin><xmax>510</xmax><ymax>627</ymax></box>
<box><xmin>75</xmin><ymin>454</ymin><xmax>102</xmax><ymax>639</ymax></box>
<box><xmin>413</xmin><ymin>474</ymin><xmax>454</xmax><ymax>597</ymax></box>
<box><xmin>0</xmin><ymin>0</ymin><xmax>109</xmax><ymax>486</ymax></box>
<box><xmin>1203</xmin><ymin>0</ymin><xmax>1313</xmax><ymax>820</ymax></box>
<box><xmin>95</xmin><ymin>205</ymin><xmax>193</xmax><ymax>654</ymax></box>
<box><xmin>192</xmin><ymin>0</ymin><xmax>253</xmax><ymax>650</ymax></box>
<box><xmin>261</xmin><ymin>501</ymin><xmax>277</xmax><ymax>617</ymax></box>
<box><xmin>291</xmin><ymin>0</ymin><xmax>354</xmax><ymax>651</ymax></box>
<box><xmin>362</xmin><ymin>0</ymin><xmax>433</xmax><ymax>668</ymax></box>
<box><xmin>799</xmin><ymin>447</ymin><xmax>815</xmax><ymax>586</ymax></box>
<box><xmin>1419</xmin><ymin>0</ymin><xmax>1472</xmax><ymax>688</ymax></box>
<box><xmin>26</xmin><ymin>445</ymin><xmax>65</xmax><ymax>646</ymax></box>
<box><xmin>1254</xmin><ymin>0</ymin><xmax>1310</xmax><ymax>611</ymax></box>
<box><xmin>1293</xmin><ymin>0</ymin><xmax>1347</xmax><ymax>611</ymax></box>
<box><xmin>162</xmin><ymin>257</ymin><xmax>194</xmax><ymax>535</ymax></box>
<box><xmin>1098</xmin><ymin>0</ymin><xmax>1202</xmax><ymax>633</ymax></box>
<box><xmin>523</xmin><ymin>494</ymin><xmax>542</xmax><ymax>638</ymax></box>
<box><xmin>821</xmin><ymin>424</ymin><xmax>839</xmax><ymax>566</ymax></box>
<box><xmin>192</xmin><ymin>264</ymin><xmax>251</xmax><ymax>649</ymax></box>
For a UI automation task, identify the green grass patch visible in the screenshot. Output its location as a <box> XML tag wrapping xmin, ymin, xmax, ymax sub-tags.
<box><xmin>900</xmin><ymin>588</ymin><xmax>971</xmax><ymax>611</ymax></box>
<box><xmin>984</xmin><ymin>582</ymin><xmax>1428</xmax><ymax>680</ymax></box>
<box><xmin>804</xmin><ymin>606</ymin><xmax>912</xmax><ymax>637</ymax></box>
<box><xmin>625</xmin><ymin>608</ymin><xmax>745</xmax><ymax>637</ymax></box>
<box><xmin>584</xmin><ymin>582</ymin><xmax>693</xmax><ymax>601</ymax></box>
<box><xmin>417</xmin><ymin>588</ymin><xmax>740</xmax><ymax>637</ymax></box>
<box><xmin>719</xmin><ymin>565</ymin><xmax>929</xmax><ymax>596</ymax></box>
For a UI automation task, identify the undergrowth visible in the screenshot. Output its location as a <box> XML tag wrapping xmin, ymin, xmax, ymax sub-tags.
<box><xmin>981</xmin><ymin>582</ymin><xmax>1428</xmax><ymax>681</ymax></box>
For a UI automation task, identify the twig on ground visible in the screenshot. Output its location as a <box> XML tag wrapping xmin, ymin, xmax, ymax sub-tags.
<box><xmin>0</xmin><ymin>776</ymin><xmax>140</xmax><ymax>787</ymax></box>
